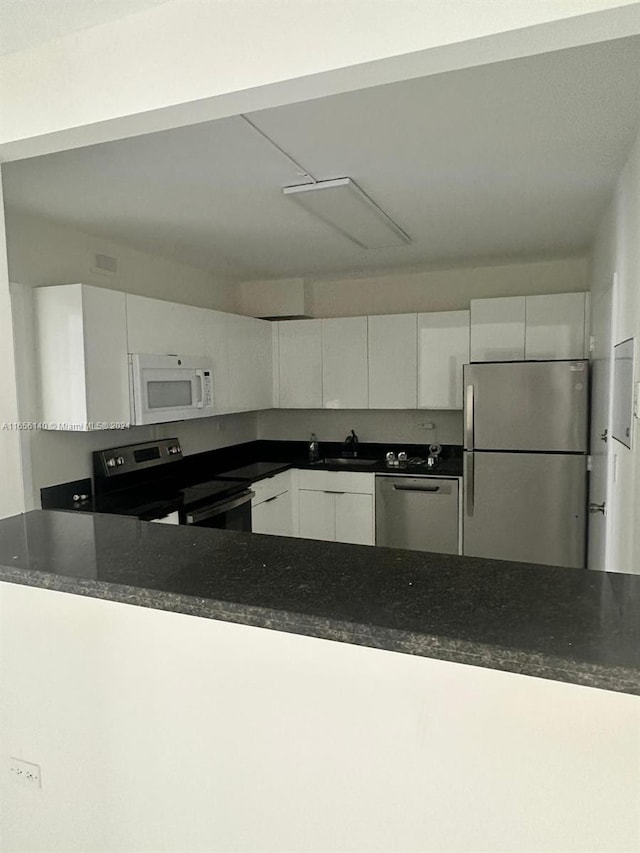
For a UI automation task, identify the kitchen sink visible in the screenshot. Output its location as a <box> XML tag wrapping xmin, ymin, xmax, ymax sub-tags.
<box><xmin>313</xmin><ymin>457</ymin><xmax>378</xmax><ymax>468</ymax></box>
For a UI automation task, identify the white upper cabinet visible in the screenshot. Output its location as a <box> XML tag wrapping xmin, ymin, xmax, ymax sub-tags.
<box><xmin>126</xmin><ymin>294</ymin><xmax>205</xmax><ymax>356</ymax></box>
<box><xmin>470</xmin><ymin>297</ymin><xmax>526</xmax><ymax>362</ymax></box>
<box><xmin>368</xmin><ymin>314</ymin><xmax>417</xmax><ymax>409</ymax></box>
<box><xmin>322</xmin><ymin>316</ymin><xmax>369</xmax><ymax>409</ymax></box>
<box><xmin>35</xmin><ymin>284</ymin><xmax>129</xmax><ymax>429</ymax></box>
<box><xmin>277</xmin><ymin>320</ymin><xmax>323</xmax><ymax>409</ymax></box>
<box><xmin>524</xmin><ymin>293</ymin><xmax>587</xmax><ymax>360</ymax></box>
<box><xmin>418</xmin><ymin>310</ymin><xmax>470</xmax><ymax>409</ymax></box>
<box><xmin>203</xmin><ymin>309</ymin><xmax>231</xmax><ymax>415</ymax></box>
<box><xmin>227</xmin><ymin>313</ymin><xmax>273</xmax><ymax>412</ymax></box>
<box><xmin>471</xmin><ymin>293</ymin><xmax>588</xmax><ymax>363</ymax></box>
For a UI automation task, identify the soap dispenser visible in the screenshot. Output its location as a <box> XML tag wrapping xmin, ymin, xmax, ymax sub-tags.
<box><xmin>309</xmin><ymin>432</ymin><xmax>320</xmax><ymax>462</ymax></box>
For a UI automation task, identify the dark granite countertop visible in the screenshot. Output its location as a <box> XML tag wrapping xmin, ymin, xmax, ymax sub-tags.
<box><xmin>213</xmin><ymin>442</ymin><xmax>463</xmax><ymax>482</ymax></box>
<box><xmin>1</xmin><ymin>510</ymin><xmax>639</xmax><ymax>696</ymax></box>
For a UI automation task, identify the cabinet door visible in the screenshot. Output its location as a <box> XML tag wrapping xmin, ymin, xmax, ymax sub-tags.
<box><xmin>298</xmin><ymin>490</ymin><xmax>335</xmax><ymax>541</ymax></box>
<box><xmin>83</xmin><ymin>286</ymin><xmax>130</xmax><ymax>425</ymax></box>
<box><xmin>203</xmin><ymin>309</ymin><xmax>230</xmax><ymax>414</ymax></box>
<box><xmin>278</xmin><ymin>320</ymin><xmax>323</xmax><ymax>408</ymax></box>
<box><xmin>126</xmin><ymin>295</ymin><xmax>205</xmax><ymax>356</ymax></box>
<box><xmin>470</xmin><ymin>297</ymin><xmax>525</xmax><ymax>362</ymax></box>
<box><xmin>252</xmin><ymin>491</ymin><xmax>293</xmax><ymax>537</ymax></box>
<box><xmin>322</xmin><ymin>316</ymin><xmax>368</xmax><ymax>409</ymax></box>
<box><xmin>368</xmin><ymin>314</ymin><xmax>417</xmax><ymax>409</ymax></box>
<box><xmin>418</xmin><ymin>310</ymin><xmax>470</xmax><ymax>409</ymax></box>
<box><xmin>335</xmin><ymin>493</ymin><xmax>374</xmax><ymax>546</ymax></box>
<box><xmin>227</xmin><ymin>313</ymin><xmax>273</xmax><ymax>413</ymax></box>
<box><xmin>525</xmin><ymin>293</ymin><xmax>586</xmax><ymax>360</ymax></box>
<box><xmin>35</xmin><ymin>284</ymin><xmax>129</xmax><ymax>429</ymax></box>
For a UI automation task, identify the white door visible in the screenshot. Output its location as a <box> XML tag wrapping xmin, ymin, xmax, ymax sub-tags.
<box><xmin>470</xmin><ymin>297</ymin><xmax>525</xmax><ymax>362</ymax></box>
<box><xmin>298</xmin><ymin>490</ymin><xmax>335</xmax><ymax>541</ymax></box>
<box><xmin>525</xmin><ymin>293</ymin><xmax>587</xmax><ymax>360</ymax></box>
<box><xmin>418</xmin><ymin>310</ymin><xmax>470</xmax><ymax>409</ymax></box>
<box><xmin>335</xmin><ymin>493</ymin><xmax>374</xmax><ymax>546</ymax></box>
<box><xmin>252</xmin><ymin>491</ymin><xmax>293</xmax><ymax>537</ymax></box>
<box><xmin>322</xmin><ymin>317</ymin><xmax>368</xmax><ymax>409</ymax></box>
<box><xmin>278</xmin><ymin>320</ymin><xmax>323</xmax><ymax>408</ymax></box>
<box><xmin>368</xmin><ymin>314</ymin><xmax>417</xmax><ymax>409</ymax></box>
<box><xmin>227</xmin><ymin>313</ymin><xmax>273</xmax><ymax>412</ymax></box>
<box><xmin>587</xmin><ymin>279</ymin><xmax>615</xmax><ymax>571</ymax></box>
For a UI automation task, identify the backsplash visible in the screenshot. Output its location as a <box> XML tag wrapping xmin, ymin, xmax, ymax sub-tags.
<box><xmin>26</xmin><ymin>413</ymin><xmax>258</xmax><ymax>510</ymax></box>
<box><xmin>258</xmin><ymin>409</ymin><xmax>463</xmax><ymax>446</ymax></box>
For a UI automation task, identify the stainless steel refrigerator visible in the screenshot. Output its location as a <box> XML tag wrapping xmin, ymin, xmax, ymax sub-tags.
<box><xmin>463</xmin><ymin>360</ymin><xmax>588</xmax><ymax>568</ymax></box>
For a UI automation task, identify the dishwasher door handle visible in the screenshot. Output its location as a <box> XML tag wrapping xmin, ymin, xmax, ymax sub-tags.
<box><xmin>392</xmin><ymin>484</ymin><xmax>441</xmax><ymax>493</ymax></box>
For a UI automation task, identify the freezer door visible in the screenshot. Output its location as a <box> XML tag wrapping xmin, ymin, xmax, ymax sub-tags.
<box><xmin>463</xmin><ymin>452</ymin><xmax>586</xmax><ymax>568</ymax></box>
<box><xmin>464</xmin><ymin>361</ymin><xmax>588</xmax><ymax>452</ymax></box>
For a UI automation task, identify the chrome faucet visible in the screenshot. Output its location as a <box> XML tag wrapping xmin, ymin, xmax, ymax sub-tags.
<box><xmin>343</xmin><ymin>429</ymin><xmax>359</xmax><ymax>457</ymax></box>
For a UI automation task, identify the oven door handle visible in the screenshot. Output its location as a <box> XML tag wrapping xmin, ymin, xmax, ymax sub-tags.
<box><xmin>185</xmin><ymin>490</ymin><xmax>254</xmax><ymax>525</ymax></box>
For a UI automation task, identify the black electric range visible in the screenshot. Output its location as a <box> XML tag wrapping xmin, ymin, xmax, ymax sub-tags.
<box><xmin>93</xmin><ymin>439</ymin><xmax>252</xmax><ymax>529</ymax></box>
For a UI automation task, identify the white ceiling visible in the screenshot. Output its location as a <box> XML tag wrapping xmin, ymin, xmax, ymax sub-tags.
<box><xmin>3</xmin><ymin>36</ymin><xmax>640</xmax><ymax>280</ymax></box>
<box><xmin>0</xmin><ymin>0</ymin><xmax>171</xmax><ymax>56</ymax></box>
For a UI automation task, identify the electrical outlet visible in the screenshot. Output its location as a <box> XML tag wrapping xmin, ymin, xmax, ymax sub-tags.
<box><xmin>9</xmin><ymin>758</ymin><xmax>41</xmax><ymax>788</ymax></box>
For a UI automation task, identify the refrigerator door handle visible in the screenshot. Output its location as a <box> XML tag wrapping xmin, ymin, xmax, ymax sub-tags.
<box><xmin>465</xmin><ymin>384</ymin><xmax>475</xmax><ymax>450</ymax></box>
<box><xmin>466</xmin><ymin>452</ymin><xmax>475</xmax><ymax>517</ymax></box>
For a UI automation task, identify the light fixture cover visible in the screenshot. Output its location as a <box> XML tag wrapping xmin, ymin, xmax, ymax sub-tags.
<box><xmin>283</xmin><ymin>178</ymin><xmax>411</xmax><ymax>249</ymax></box>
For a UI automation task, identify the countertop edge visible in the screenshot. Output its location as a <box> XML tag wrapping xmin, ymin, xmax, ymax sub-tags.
<box><xmin>2</xmin><ymin>566</ymin><xmax>637</xmax><ymax>697</ymax></box>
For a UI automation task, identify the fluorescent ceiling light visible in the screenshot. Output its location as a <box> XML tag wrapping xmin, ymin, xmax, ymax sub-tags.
<box><xmin>283</xmin><ymin>178</ymin><xmax>411</xmax><ymax>249</ymax></box>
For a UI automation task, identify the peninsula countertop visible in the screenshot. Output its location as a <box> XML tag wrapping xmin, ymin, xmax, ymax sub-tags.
<box><xmin>1</xmin><ymin>510</ymin><xmax>639</xmax><ymax>696</ymax></box>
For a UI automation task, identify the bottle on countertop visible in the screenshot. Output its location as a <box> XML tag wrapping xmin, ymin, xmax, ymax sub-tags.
<box><xmin>309</xmin><ymin>432</ymin><xmax>320</xmax><ymax>462</ymax></box>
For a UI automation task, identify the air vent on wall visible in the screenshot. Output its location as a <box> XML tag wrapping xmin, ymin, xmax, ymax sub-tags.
<box><xmin>91</xmin><ymin>253</ymin><xmax>118</xmax><ymax>276</ymax></box>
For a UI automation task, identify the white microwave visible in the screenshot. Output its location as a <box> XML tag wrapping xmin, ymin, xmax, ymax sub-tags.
<box><xmin>129</xmin><ymin>354</ymin><xmax>214</xmax><ymax>425</ymax></box>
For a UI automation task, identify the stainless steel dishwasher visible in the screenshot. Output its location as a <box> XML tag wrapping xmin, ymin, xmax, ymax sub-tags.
<box><xmin>375</xmin><ymin>476</ymin><xmax>459</xmax><ymax>554</ymax></box>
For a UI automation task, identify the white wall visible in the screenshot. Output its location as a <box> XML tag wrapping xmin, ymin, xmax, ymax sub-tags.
<box><xmin>1</xmin><ymin>581</ymin><xmax>639</xmax><ymax>853</ymax></box>
<box><xmin>259</xmin><ymin>409</ymin><xmax>462</xmax><ymax>446</ymax></box>
<box><xmin>305</xmin><ymin>255</ymin><xmax>588</xmax><ymax>318</ymax></box>
<box><xmin>6</xmin><ymin>208</ymin><xmax>237</xmax><ymax>311</ymax></box>
<box><xmin>590</xmin><ymin>131</ymin><xmax>640</xmax><ymax>575</ymax></box>
<box><xmin>2</xmin><ymin>0</ymin><xmax>636</xmax><ymax>160</ymax></box>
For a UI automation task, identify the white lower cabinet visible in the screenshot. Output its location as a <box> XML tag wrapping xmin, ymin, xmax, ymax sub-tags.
<box><xmin>297</xmin><ymin>470</ymin><xmax>375</xmax><ymax>546</ymax></box>
<box><xmin>252</xmin><ymin>491</ymin><xmax>294</xmax><ymax>537</ymax></box>
<box><xmin>334</xmin><ymin>492</ymin><xmax>375</xmax><ymax>546</ymax></box>
<box><xmin>251</xmin><ymin>471</ymin><xmax>295</xmax><ymax>537</ymax></box>
<box><xmin>298</xmin><ymin>490</ymin><xmax>335</xmax><ymax>542</ymax></box>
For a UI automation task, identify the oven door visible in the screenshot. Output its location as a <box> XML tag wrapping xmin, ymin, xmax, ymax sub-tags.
<box><xmin>129</xmin><ymin>354</ymin><xmax>213</xmax><ymax>425</ymax></box>
<box><xmin>183</xmin><ymin>491</ymin><xmax>254</xmax><ymax>531</ymax></box>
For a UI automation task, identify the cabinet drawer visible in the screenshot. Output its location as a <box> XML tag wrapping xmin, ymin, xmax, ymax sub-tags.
<box><xmin>251</xmin><ymin>470</ymin><xmax>292</xmax><ymax>506</ymax></box>
<box><xmin>297</xmin><ymin>470</ymin><xmax>374</xmax><ymax>495</ymax></box>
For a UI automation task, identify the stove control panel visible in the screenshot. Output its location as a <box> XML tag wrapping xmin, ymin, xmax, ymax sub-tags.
<box><xmin>96</xmin><ymin>439</ymin><xmax>183</xmax><ymax>478</ymax></box>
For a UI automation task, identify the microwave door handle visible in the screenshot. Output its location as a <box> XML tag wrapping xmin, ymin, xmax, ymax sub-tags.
<box><xmin>194</xmin><ymin>370</ymin><xmax>205</xmax><ymax>408</ymax></box>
